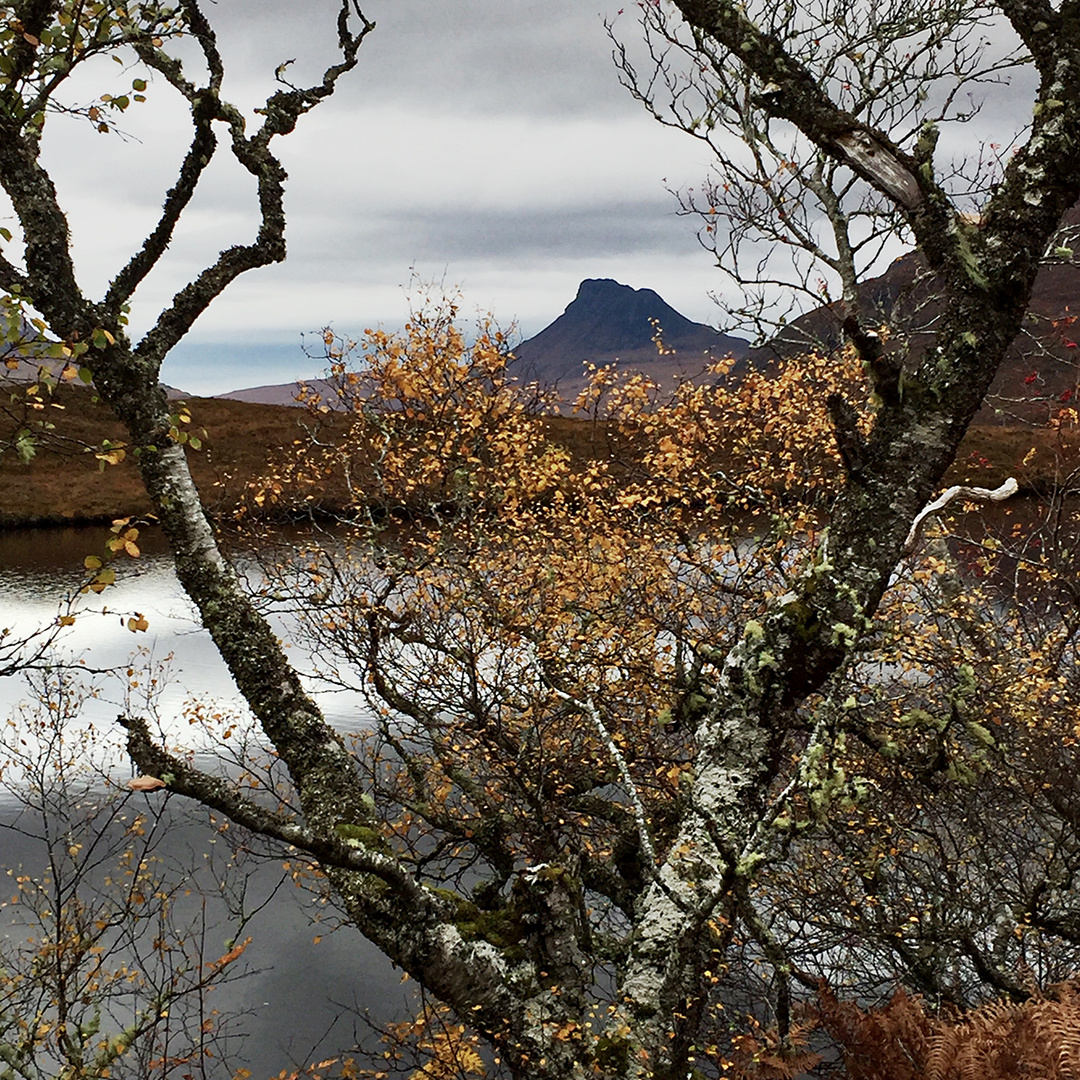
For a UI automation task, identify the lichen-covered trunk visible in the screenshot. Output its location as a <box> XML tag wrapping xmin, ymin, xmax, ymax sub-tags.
<box><xmin>97</xmin><ymin>368</ymin><xmax>603</xmax><ymax>1077</ymax></box>
<box><xmin>614</xmin><ymin>289</ymin><xmax>1068</xmax><ymax>1076</ymax></box>
<box><xmin>96</xmin><ymin>375</ymin><xmax>372</xmax><ymax>837</ymax></box>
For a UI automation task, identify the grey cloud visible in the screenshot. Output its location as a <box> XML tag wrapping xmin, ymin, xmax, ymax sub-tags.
<box><xmin>288</xmin><ymin>203</ymin><xmax>700</xmax><ymax>265</ymax></box>
<box><xmin>203</xmin><ymin>0</ymin><xmax>629</xmax><ymax>121</ymax></box>
<box><xmin>13</xmin><ymin>0</ymin><xmax>1042</xmax><ymax>395</ymax></box>
<box><xmin>36</xmin><ymin>0</ymin><xmax>703</xmax><ymax>347</ymax></box>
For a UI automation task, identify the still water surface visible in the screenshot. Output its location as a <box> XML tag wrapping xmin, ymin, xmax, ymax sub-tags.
<box><xmin>0</xmin><ymin>523</ymin><xmax>406</xmax><ymax>1077</ymax></box>
<box><xmin>0</xmin><ymin>523</ymin><xmax>373</xmax><ymax>765</ymax></box>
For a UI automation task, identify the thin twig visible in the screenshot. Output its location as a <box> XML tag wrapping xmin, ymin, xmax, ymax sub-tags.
<box><xmin>530</xmin><ymin>650</ymin><xmax>660</xmax><ymax>879</ymax></box>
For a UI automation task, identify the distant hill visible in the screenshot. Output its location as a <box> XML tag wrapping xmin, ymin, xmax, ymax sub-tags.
<box><xmin>511</xmin><ymin>278</ymin><xmax>749</xmax><ymax>387</ymax></box>
<box><xmin>749</xmin><ymin>217</ymin><xmax>1080</xmax><ymax>426</ymax></box>
<box><xmin>219</xmin><ymin>378</ymin><xmax>332</xmax><ymax>407</ymax></box>
<box><xmin>509</xmin><ymin>278</ymin><xmax>752</xmax><ymax>403</ymax></box>
<box><xmin>219</xmin><ymin>279</ymin><xmax>751</xmax><ymax>406</ymax></box>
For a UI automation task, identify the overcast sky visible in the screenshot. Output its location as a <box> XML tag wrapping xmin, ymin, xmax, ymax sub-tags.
<box><xmin>6</xmin><ymin>0</ymin><xmax>738</xmax><ymax>394</ymax></box>
<box><xmin>4</xmin><ymin>0</ymin><xmax>1037</xmax><ymax>395</ymax></box>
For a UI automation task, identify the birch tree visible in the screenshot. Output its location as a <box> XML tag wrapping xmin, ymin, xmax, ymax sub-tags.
<box><xmin>4</xmin><ymin>1</ymin><xmax>1080</xmax><ymax>1079</ymax></box>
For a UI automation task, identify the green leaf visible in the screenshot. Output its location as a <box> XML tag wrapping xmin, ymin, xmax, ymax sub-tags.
<box><xmin>14</xmin><ymin>429</ymin><xmax>35</xmax><ymax>464</ymax></box>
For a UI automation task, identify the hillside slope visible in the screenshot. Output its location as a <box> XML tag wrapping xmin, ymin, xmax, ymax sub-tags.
<box><xmin>750</xmin><ymin>242</ymin><xmax>1080</xmax><ymax>425</ymax></box>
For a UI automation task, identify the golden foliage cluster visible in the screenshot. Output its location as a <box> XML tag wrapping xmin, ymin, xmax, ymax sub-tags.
<box><xmin>248</xmin><ymin>294</ymin><xmax>870</xmax><ymax>522</ymax></box>
<box><xmin>248</xmin><ymin>295</ymin><xmax>1080</xmax><ymax>1075</ymax></box>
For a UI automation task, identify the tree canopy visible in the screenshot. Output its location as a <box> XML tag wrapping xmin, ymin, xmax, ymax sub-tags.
<box><xmin>2</xmin><ymin>1</ymin><xmax>1080</xmax><ymax>1078</ymax></box>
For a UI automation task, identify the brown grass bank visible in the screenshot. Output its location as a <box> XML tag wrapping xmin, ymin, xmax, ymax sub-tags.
<box><xmin>0</xmin><ymin>386</ymin><xmax>1076</xmax><ymax>528</ymax></box>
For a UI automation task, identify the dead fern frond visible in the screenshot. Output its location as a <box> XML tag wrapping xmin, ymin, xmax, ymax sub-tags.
<box><xmin>1030</xmin><ymin>985</ymin><xmax>1080</xmax><ymax>1080</ymax></box>
<box><xmin>816</xmin><ymin>984</ymin><xmax>927</xmax><ymax>1080</ymax></box>
<box><xmin>725</xmin><ymin>1016</ymin><xmax>823</xmax><ymax>1079</ymax></box>
<box><xmin>816</xmin><ymin>978</ymin><xmax>1080</xmax><ymax>1080</ymax></box>
<box><xmin>927</xmin><ymin>1026</ymin><xmax>963</xmax><ymax>1080</ymax></box>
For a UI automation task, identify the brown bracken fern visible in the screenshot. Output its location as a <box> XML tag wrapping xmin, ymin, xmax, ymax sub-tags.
<box><xmin>726</xmin><ymin>1018</ymin><xmax>823</xmax><ymax>1079</ymax></box>
<box><xmin>816</xmin><ymin>979</ymin><xmax>1080</xmax><ymax>1080</ymax></box>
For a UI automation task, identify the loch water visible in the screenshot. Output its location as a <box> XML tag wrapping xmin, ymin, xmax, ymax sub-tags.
<box><xmin>0</xmin><ymin>523</ymin><xmax>409</xmax><ymax>1078</ymax></box>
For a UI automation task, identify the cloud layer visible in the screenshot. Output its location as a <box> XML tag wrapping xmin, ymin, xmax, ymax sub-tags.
<box><xmin>0</xmin><ymin>0</ymin><xmax>730</xmax><ymax>393</ymax></box>
<box><xmin>2</xmin><ymin>0</ymin><xmax>1037</xmax><ymax>395</ymax></box>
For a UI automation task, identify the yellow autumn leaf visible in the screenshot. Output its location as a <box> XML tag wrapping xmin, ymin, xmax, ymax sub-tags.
<box><xmin>128</xmin><ymin>776</ymin><xmax>167</xmax><ymax>792</ymax></box>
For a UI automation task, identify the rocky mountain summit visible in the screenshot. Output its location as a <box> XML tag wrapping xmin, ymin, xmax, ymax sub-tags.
<box><xmin>219</xmin><ymin>278</ymin><xmax>751</xmax><ymax>406</ymax></box>
<box><xmin>511</xmin><ymin>278</ymin><xmax>749</xmax><ymax>387</ymax></box>
<box><xmin>215</xmin><ymin>262</ymin><xmax>1079</xmax><ymax>420</ymax></box>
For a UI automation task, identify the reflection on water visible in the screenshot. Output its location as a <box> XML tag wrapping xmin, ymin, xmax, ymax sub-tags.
<box><xmin>0</xmin><ymin>522</ymin><xmax>174</xmax><ymax>576</ymax></box>
<box><xmin>0</xmin><ymin>524</ymin><xmax>400</xmax><ymax>1076</ymax></box>
<box><xmin>0</xmin><ymin>793</ymin><xmax>410</xmax><ymax>1078</ymax></box>
<box><xmin>0</xmin><ymin>523</ymin><xmax>373</xmax><ymax>781</ymax></box>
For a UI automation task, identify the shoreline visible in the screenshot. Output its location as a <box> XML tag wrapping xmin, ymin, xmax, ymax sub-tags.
<box><xmin>1</xmin><ymin>389</ymin><xmax>1076</xmax><ymax>530</ymax></box>
<box><xmin>1</xmin><ymin>476</ymin><xmax>1074</xmax><ymax>533</ymax></box>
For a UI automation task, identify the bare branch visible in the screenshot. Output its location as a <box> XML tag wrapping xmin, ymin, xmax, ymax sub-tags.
<box><xmin>133</xmin><ymin>3</ymin><xmax>375</xmax><ymax>367</ymax></box>
<box><xmin>904</xmin><ymin>477</ymin><xmax>1019</xmax><ymax>554</ymax></box>
<box><xmin>118</xmin><ymin>712</ymin><xmax>431</xmax><ymax>898</ymax></box>
<box><xmin>104</xmin><ymin>104</ymin><xmax>217</xmax><ymax>315</ymax></box>
<box><xmin>535</xmin><ymin>656</ymin><xmax>661</xmax><ymax>882</ymax></box>
<box><xmin>672</xmin><ymin>0</ymin><xmax>927</xmax><ymax>212</ymax></box>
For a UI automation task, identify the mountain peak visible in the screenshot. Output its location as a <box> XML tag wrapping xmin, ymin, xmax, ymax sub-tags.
<box><xmin>574</xmin><ymin>277</ymin><xmax>653</xmax><ymax>300</ymax></box>
<box><xmin>513</xmin><ymin>279</ymin><xmax>748</xmax><ymax>384</ymax></box>
<box><xmin>576</xmin><ymin>277</ymin><xmax>625</xmax><ymax>293</ymax></box>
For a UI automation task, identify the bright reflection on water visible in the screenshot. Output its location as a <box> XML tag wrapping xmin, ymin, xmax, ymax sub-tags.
<box><xmin>0</xmin><ymin>523</ymin><xmax>373</xmax><ymax>789</ymax></box>
<box><xmin>0</xmin><ymin>525</ymin><xmax>404</xmax><ymax>1076</ymax></box>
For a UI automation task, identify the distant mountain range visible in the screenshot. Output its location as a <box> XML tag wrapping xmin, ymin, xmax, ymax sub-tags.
<box><xmin>178</xmin><ymin>252</ymin><xmax>1080</xmax><ymax>422</ymax></box>
<box><xmin>5</xmin><ymin>259</ymin><xmax>1074</xmax><ymax>429</ymax></box>
<box><xmin>219</xmin><ymin>278</ymin><xmax>752</xmax><ymax>407</ymax></box>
